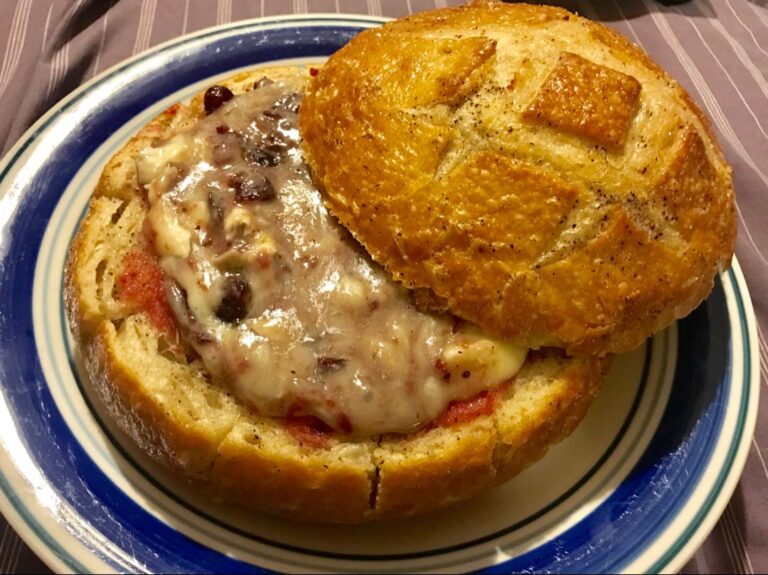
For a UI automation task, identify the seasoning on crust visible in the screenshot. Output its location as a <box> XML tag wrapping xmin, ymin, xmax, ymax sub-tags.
<box><xmin>64</xmin><ymin>66</ymin><xmax>610</xmax><ymax>522</ymax></box>
<box><xmin>299</xmin><ymin>0</ymin><xmax>737</xmax><ymax>356</ymax></box>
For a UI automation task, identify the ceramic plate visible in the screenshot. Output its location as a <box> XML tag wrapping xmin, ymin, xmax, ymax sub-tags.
<box><xmin>0</xmin><ymin>15</ymin><xmax>759</xmax><ymax>574</ymax></box>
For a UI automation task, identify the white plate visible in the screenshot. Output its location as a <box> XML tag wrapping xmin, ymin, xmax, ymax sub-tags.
<box><xmin>0</xmin><ymin>15</ymin><xmax>759</xmax><ymax>574</ymax></box>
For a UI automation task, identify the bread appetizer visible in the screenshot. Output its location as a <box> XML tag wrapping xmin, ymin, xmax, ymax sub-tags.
<box><xmin>65</xmin><ymin>0</ymin><xmax>733</xmax><ymax>523</ymax></box>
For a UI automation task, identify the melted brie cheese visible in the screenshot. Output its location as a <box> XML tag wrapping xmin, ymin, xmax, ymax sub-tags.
<box><xmin>140</xmin><ymin>81</ymin><xmax>527</xmax><ymax>436</ymax></box>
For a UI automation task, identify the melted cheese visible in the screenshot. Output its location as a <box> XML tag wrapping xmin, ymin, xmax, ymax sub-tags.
<box><xmin>140</xmin><ymin>81</ymin><xmax>527</xmax><ymax>436</ymax></box>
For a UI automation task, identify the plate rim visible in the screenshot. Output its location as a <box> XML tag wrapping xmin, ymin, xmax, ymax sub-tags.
<box><xmin>653</xmin><ymin>258</ymin><xmax>759</xmax><ymax>574</ymax></box>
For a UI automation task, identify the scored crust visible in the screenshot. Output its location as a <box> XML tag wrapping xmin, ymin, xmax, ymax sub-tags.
<box><xmin>65</xmin><ymin>66</ymin><xmax>610</xmax><ymax>523</ymax></box>
<box><xmin>300</xmin><ymin>0</ymin><xmax>736</xmax><ymax>356</ymax></box>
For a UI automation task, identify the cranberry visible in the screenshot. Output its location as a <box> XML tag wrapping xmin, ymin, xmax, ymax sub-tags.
<box><xmin>230</xmin><ymin>173</ymin><xmax>276</xmax><ymax>202</ymax></box>
<box><xmin>215</xmin><ymin>275</ymin><xmax>252</xmax><ymax>323</ymax></box>
<box><xmin>204</xmin><ymin>85</ymin><xmax>234</xmax><ymax>115</ymax></box>
<box><xmin>246</xmin><ymin>147</ymin><xmax>281</xmax><ymax>167</ymax></box>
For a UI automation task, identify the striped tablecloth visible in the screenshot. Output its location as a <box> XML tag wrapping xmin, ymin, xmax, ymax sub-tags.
<box><xmin>0</xmin><ymin>1</ymin><xmax>766</xmax><ymax>572</ymax></box>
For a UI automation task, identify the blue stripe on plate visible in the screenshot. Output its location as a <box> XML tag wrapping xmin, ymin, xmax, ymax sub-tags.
<box><xmin>0</xmin><ymin>15</ymin><xmax>754</xmax><ymax>574</ymax></box>
<box><xmin>649</xmin><ymin>268</ymin><xmax>751</xmax><ymax>573</ymax></box>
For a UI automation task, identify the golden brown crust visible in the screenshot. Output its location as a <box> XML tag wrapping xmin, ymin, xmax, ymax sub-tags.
<box><xmin>524</xmin><ymin>51</ymin><xmax>642</xmax><ymax>150</ymax></box>
<box><xmin>65</xmin><ymin>65</ymin><xmax>609</xmax><ymax>523</ymax></box>
<box><xmin>300</xmin><ymin>0</ymin><xmax>736</xmax><ymax>356</ymax></box>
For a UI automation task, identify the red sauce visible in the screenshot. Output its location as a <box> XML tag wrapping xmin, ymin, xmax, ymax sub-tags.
<box><xmin>309</xmin><ymin>67</ymin><xmax>319</xmax><ymax>77</ymax></box>
<box><xmin>283</xmin><ymin>416</ymin><xmax>333</xmax><ymax>449</ymax></box>
<box><xmin>118</xmin><ymin>250</ymin><xmax>177</xmax><ymax>337</ymax></box>
<box><xmin>283</xmin><ymin>387</ymin><xmax>504</xmax><ymax>445</ymax></box>
<box><xmin>433</xmin><ymin>387</ymin><xmax>502</xmax><ymax>428</ymax></box>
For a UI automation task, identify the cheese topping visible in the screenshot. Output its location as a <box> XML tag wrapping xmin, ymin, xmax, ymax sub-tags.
<box><xmin>138</xmin><ymin>79</ymin><xmax>526</xmax><ymax>436</ymax></box>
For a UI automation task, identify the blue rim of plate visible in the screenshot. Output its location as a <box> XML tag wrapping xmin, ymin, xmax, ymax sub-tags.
<box><xmin>0</xmin><ymin>15</ymin><xmax>759</xmax><ymax>574</ymax></box>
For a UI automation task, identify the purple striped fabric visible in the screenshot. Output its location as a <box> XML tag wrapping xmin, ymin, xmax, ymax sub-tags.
<box><xmin>1</xmin><ymin>0</ymin><xmax>766</xmax><ymax>572</ymax></box>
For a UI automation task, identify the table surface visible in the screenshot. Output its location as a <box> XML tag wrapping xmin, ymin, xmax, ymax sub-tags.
<box><xmin>1</xmin><ymin>0</ymin><xmax>766</xmax><ymax>573</ymax></box>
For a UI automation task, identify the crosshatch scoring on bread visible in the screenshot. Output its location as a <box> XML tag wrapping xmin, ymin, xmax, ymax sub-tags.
<box><xmin>301</xmin><ymin>0</ymin><xmax>736</xmax><ymax>356</ymax></box>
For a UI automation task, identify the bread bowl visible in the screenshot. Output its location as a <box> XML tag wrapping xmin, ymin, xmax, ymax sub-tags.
<box><xmin>64</xmin><ymin>0</ymin><xmax>733</xmax><ymax>523</ymax></box>
<box><xmin>65</xmin><ymin>64</ymin><xmax>610</xmax><ymax>522</ymax></box>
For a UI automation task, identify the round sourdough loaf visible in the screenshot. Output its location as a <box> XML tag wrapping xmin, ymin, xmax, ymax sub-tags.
<box><xmin>65</xmin><ymin>66</ymin><xmax>610</xmax><ymax>522</ymax></box>
<box><xmin>300</xmin><ymin>0</ymin><xmax>736</xmax><ymax>356</ymax></box>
